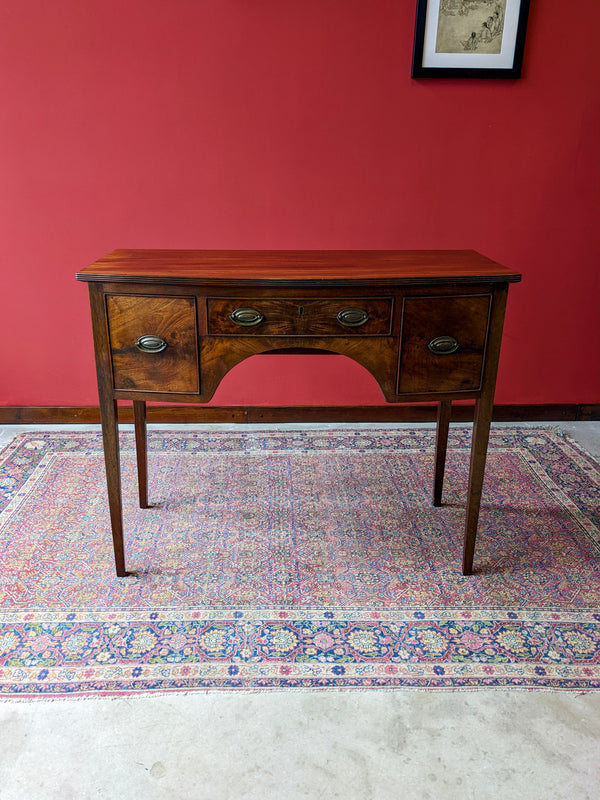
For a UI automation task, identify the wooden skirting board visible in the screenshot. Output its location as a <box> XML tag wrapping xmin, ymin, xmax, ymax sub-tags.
<box><xmin>1</xmin><ymin>404</ymin><xmax>598</xmax><ymax>424</ymax></box>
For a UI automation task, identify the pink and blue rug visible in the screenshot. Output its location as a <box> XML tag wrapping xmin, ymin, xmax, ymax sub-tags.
<box><xmin>0</xmin><ymin>427</ymin><xmax>599</xmax><ymax>697</ymax></box>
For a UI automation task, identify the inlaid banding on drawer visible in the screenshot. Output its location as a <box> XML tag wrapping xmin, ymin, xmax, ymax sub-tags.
<box><xmin>207</xmin><ymin>298</ymin><xmax>393</xmax><ymax>336</ymax></box>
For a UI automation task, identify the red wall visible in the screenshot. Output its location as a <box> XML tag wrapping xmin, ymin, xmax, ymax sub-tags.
<box><xmin>1</xmin><ymin>0</ymin><xmax>599</xmax><ymax>407</ymax></box>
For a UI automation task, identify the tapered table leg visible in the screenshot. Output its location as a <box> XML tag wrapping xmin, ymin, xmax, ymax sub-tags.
<box><xmin>433</xmin><ymin>401</ymin><xmax>451</xmax><ymax>507</ymax></box>
<box><xmin>133</xmin><ymin>400</ymin><xmax>149</xmax><ymax>509</ymax></box>
<box><xmin>462</xmin><ymin>396</ymin><xmax>494</xmax><ymax>575</ymax></box>
<box><xmin>99</xmin><ymin>396</ymin><xmax>127</xmax><ymax>576</ymax></box>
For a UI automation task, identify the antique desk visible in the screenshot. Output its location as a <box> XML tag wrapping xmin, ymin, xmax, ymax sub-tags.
<box><xmin>77</xmin><ymin>250</ymin><xmax>521</xmax><ymax>577</ymax></box>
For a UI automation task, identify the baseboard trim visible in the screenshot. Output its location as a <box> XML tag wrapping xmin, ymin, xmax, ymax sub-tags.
<box><xmin>1</xmin><ymin>404</ymin><xmax>598</xmax><ymax>425</ymax></box>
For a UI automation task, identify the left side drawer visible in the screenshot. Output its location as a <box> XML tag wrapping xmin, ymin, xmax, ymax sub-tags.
<box><xmin>106</xmin><ymin>295</ymin><xmax>199</xmax><ymax>393</ymax></box>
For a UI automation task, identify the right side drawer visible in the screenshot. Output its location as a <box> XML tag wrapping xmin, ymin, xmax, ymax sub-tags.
<box><xmin>397</xmin><ymin>293</ymin><xmax>491</xmax><ymax>394</ymax></box>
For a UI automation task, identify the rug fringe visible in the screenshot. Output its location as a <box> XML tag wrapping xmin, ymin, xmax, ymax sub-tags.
<box><xmin>1</xmin><ymin>684</ymin><xmax>598</xmax><ymax>703</ymax></box>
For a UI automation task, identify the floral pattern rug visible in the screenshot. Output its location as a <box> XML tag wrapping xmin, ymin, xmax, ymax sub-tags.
<box><xmin>0</xmin><ymin>427</ymin><xmax>599</xmax><ymax>697</ymax></box>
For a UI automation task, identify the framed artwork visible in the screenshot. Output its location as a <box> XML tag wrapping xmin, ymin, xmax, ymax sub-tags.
<box><xmin>412</xmin><ymin>0</ymin><xmax>530</xmax><ymax>78</ymax></box>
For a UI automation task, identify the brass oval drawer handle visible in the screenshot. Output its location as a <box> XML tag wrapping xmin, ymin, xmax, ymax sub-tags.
<box><xmin>135</xmin><ymin>334</ymin><xmax>168</xmax><ymax>353</ymax></box>
<box><xmin>230</xmin><ymin>307</ymin><xmax>264</xmax><ymax>327</ymax></box>
<box><xmin>428</xmin><ymin>335</ymin><xmax>461</xmax><ymax>355</ymax></box>
<box><xmin>337</xmin><ymin>308</ymin><xmax>369</xmax><ymax>328</ymax></box>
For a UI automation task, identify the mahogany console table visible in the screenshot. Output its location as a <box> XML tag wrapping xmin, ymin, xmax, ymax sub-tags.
<box><xmin>77</xmin><ymin>250</ymin><xmax>521</xmax><ymax>577</ymax></box>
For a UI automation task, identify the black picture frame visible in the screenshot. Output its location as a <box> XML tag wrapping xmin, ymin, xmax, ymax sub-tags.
<box><xmin>412</xmin><ymin>0</ymin><xmax>530</xmax><ymax>79</ymax></box>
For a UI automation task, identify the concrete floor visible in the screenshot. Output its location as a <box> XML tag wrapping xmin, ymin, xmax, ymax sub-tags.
<box><xmin>1</xmin><ymin>422</ymin><xmax>599</xmax><ymax>800</ymax></box>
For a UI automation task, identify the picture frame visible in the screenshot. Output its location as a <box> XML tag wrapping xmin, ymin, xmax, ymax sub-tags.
<box><xmin>412</xmin><ymin>0</ymin><xmax>530</xmax><ymax>79</ymax></box>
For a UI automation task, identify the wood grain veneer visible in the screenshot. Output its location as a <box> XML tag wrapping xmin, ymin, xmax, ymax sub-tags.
<box><xmin>77</xmin><ymin>249</ymin><xmax>521</xmax><ymax>285</ymax></box>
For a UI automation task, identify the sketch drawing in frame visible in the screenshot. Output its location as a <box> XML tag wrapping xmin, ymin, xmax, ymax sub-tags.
<box><xmin>412</xmin><ymin>0</ymin><xmax>530</xmax><ymax>78</ymax></box>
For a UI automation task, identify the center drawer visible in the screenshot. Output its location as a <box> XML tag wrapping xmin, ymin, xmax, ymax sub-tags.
<box><xmin>207</xmin><ymin>297</ymin><xmax>393</xmax><ymax>336</ymax></box>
